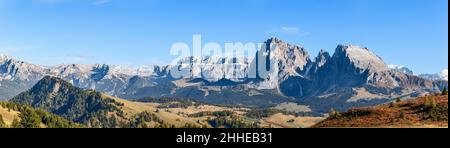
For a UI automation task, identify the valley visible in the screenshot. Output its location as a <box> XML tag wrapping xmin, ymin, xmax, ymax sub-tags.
<box><xmin>0</xmin><ymin>71</ymin><xmax>447</xmax><ymax>128</ymax></box>
<box><xmin>1</xmin><ymin>38</ymin><xmax>447</xmax><ymax>114</ymax></box>
<box><xmin>1</xmin><ymin>38</ymin><xmax>448</xmax><ymax>128</ymax></box>
<box><xmin>1</xmin><ymin>76</ymin><xmax>323</xmax><ymax>128</ymax></box>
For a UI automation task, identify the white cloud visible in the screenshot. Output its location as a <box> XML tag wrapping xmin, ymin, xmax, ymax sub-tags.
<box><xmin>280</xmin><ymin>27</ymin><xmax>300</xmax><ymax>34</ymax></box>
<box><xmin>92</xmin><ymin>0</ymin><xmax>112</xmax><ymax>5</ymax></box>
<box><xmin>388</xmin><ymin>64</ymin><xmax>405</xmax><ymax>69</ymax></box>
<box><xmin>439</xmin><ymin>69</ymin><xmax>448</xmax><ymax>81</ymax></box>
<box><xmin>33</xmin><ymin>0</ymin><xmax>69</xmax><ymax>5</ymax></box>
<box><xmin>48</xmin><ymin>54</ymin><xmax>90</xmax><ymax>64</ymax></box>
<box><xmin>268</xmin><ymin>26</ymin><xmax>310</xmax><ymax>37</ymax></box>
<box><xmin>63</xmin><ymin>55</ymin><xmax>88</xmax><ymax>63</ymax></box>
<box><xmin>0</xmin><ymin>45</ymin><xmax>36</xmax><ymax>52</ymax></box>
<box><xmin>31</xmin><ymin>0</ymin><xmax>112</xmax><ymax>5</ymax></box>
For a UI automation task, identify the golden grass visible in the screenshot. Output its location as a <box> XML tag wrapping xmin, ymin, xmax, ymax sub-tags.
<box><xmin>101</xmin><ymin>94</ymin><xmax>241</xmax><ymax>128</ymax></box>
<box><xmin>313</xmin><ymin>95</ymin><xmax>449</xmax><ymax>128</ymax></box>
<box><xmin>0</xmin><ymin>106</ymin><xmax>20</xmax><ymax>126</ymax></box>
<box><xmin>261</xmin><ymin>113</ymin><xmax>325</xmax><ymax>128</ymax></box>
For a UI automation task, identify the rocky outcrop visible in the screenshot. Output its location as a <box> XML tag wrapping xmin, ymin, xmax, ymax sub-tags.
<box><xmin>1</xmin><ymin>38</ymin><xmax>447</xmax><ymax>113</ymax></box>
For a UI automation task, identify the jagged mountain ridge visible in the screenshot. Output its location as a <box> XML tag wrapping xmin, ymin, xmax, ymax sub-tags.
<box><xmin>1</xmin><ymin>38</ymin><xmax>447</xmax><ymax>113</ymax></box>
<box><xmin>388</xmin><ymin>64</ymin><xmax>414</xmax><ymax>75</ymax></box>
<box><xmin>9</xmin><ymin>76</ymin><xmax>261</xmax><ymax>128</ymax></box>
<box><xmin>419</xmin><ymin>69</ymin><xmax>448</xmax><ymax>81</ymax></box>
<box><xmin>1</xmin><ymin>54</ymin><xmax>157</xmax><ymax>100</ymax></box>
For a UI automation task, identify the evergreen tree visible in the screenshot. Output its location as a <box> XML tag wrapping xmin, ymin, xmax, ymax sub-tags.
<box><xmin>11</xmin><ymin>119</ymin><xmax>22</xmax><ymax>128</ymax></box>
<box><xmin>442</xmin><ymin>87</ymin><xmax>448</xmax><ymax>96</ymax></box>
<box><xmin>0</xmin><ymin>115</ymin><xmax>6</xmax><ymax>128</ymax></box>
<box><xmin>399</xmin><ymin>111</ymin><xmax>405</xmax><ymax>119</ymax></box>
<box><xmin>19</xmin><ymin>108</ymin><xmax>41</xmax><ymax>128</ymax></box>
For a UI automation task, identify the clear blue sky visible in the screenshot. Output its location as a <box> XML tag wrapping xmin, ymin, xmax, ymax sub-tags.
<box><xmin>0</xmin><ymin>0</ymin><xmax>448</xmax><ymax>74</ymax></box>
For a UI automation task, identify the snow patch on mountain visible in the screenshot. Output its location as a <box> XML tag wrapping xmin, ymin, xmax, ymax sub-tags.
<box><xmin>1</xmin><ymin>38</ymin><xmax>447</xmax><ymax>112</ymax></box>
<box><xmin>388</xmin><ymin>64</ymin><xmax>414</xmax><ymax>75</ymax></box>
<box><xmin>419</xmin><ymin>69</ymin><xmax>448</xmax><ymax>81</ymax></box>
<box><xmin>440</xmin><ymin>69</ymin><xmax>448</xmax><ymax>81</ymax></box>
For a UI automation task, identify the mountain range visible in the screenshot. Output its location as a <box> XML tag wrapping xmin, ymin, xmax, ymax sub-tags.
<box><xmin>4</xmin><ymin>76</ymin><xmax>447</xmax><ymax>128</ymax></box>
<box><xmin>1</xmin><ymin>38</ymin><xmax>448</xmax><ymax>113</ymax></box>
<box><xmin>8</xmin><ymin>76</ymin><xmax>261</xmax><ymax>128</ymax></box>
<box><xmin>388</xmin><ymin>64</ymin><xmax>448</xmax><ymax>81</ymax></box>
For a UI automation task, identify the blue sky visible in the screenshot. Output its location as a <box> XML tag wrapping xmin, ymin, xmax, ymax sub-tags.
<box><xmin>0</xmin><ymin>0</ymin><xmax>448</xmax><ymax>74</ymax></box>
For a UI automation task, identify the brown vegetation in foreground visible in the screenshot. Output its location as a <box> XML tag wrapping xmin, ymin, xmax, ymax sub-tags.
<box><xmin>313</xmin><ymin>95</ymin><xmax>448</xmax><ymax>128</ymax></box>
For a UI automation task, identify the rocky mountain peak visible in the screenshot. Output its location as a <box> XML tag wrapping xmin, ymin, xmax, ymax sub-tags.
<box><xmin>153</xmin><ymin>65</ymin><xmax>170</xmax><ymax>77</ymax></box>
<box><xmin>0</xmin><ymin>54</ymin><xmax>13</xmax><ymax>61</ymax></box>
<box><xmin>262</xmin><ymin>38</ymin><xmax>311</xmax><ymax>73</ymax></box>
<box><xmin>91</xmin><ymin>64</ymin><xmax>110</xmax><ymax>81</ymax></box>
<box><xmin>37</xmin><ymin>76</ymin><xmax>69</xmax><ymax>90</ymax></box>
<box><xmin>388</xmin><ymin>64</ymin><xmax>414</xmax><ymax>75</ymax></box>
<box><xmin>1</xmin><ymin>55</ymin><xmax>47</xmax><ymax>81</ymax></box>
<box><xmin>10</xmin><ymin>76</ymin><xmax>74</xmax><ymax>101</ymax></box>
<box><xmin>333</xmin><ymin>45</ymin><xmax>389</xmax><ymax>73</ymax></box>
<box><xmin>1</xmin><ymin>39</ymin><xmax>447</xmax><ymax>113</ymax></box>
<box><xmin>315</xmin><ymin>49</ymin><xmax>331</xmax><ymax>67</ymax></box>
<box><xmin>266</xmin><ymin>37</ymin><xmax>282</xmax><ymax>44</ymax></box>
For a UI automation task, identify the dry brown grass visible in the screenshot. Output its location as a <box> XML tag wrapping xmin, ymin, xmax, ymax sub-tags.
<box><xmin>0</xmin><ymin>106</ymin><xmax>20</xmax><ymax>126</ymax></box>
<box><xmin>260</xmin><ymin>113</ymin><xmax>325</xmax><ymax>128</ymax></box>
<box><xmin>313</xmin><ymin>95</ymin><xmax>448</xmax><ymax>128</ymax></box>
<box><xmin>102</xmin><ymin>94</ymin><xmax>245</xmax><ymax>128</ymax></box>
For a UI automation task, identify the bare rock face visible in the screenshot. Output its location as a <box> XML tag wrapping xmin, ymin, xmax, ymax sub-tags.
<box><xmin>320</xmin><ymin>45</ymin><xmax>391</xmax><ymax>88</ymax></box>
<box><xmin>420</xmin><ymin>69</ymin><xmax>448</xmax><ymax>81</ymax></box>
<box><xmin>168</xmin><ymin>56</ymin><xmax>253</xmax><ymax>82</ymax></box>
<box><xmin>1</xmin><ymin>54</ymin><xmax>48</xmax><ymax>81</ymax></box>
<box><xmin>1</xmin><ymin>55</ymin><xmax>49</xmax><ymax>99</ymax></box>
<box><xmin>0</xmin><ymin>38</ymin><xmax>447</xmax><ymax>113</ymax></box>
<box><xmin>1</xmin><ymin>56</ymin><xmax>133</xmax><ymax>100</ymax></box>
<box><xmin>388</xmin><ymin>65</ymin><xmax>414</xmax><ymax>75</ymax></box>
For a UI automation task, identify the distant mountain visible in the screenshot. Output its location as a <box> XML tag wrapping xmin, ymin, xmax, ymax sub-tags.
<box><xmin>1</xmin><ymin>54</ymin><xmax>49</xmax><ymax>100</ymax></box>
<box><xmin>388</xmin><ymin>64</ymin><xmax>414</xmax><ymax>75</ymax></box>
<box><xmin>1</xmin><ymin>54</ymin><xmax>155</xmax><ymax>100</ymax></box>
<box><xmin>386</xmin><ymin>64</ymin><xmax>448</xmax><ymax>82</ymax></box>
<box><xmin>1</xmin><ymin>38</ymin><xmax>447</xmax><ymax>113</ymax></box>
<box><xmin>313</xmin><ymin>94</ymin><xmax>448</xmax><ymax>128</ymax></box>
<box><xmin>9</xmin><ymin>76</ymin><xmax>248</xmax><ymax>128</ymax></box>
<box><xmin>419</xmin><ymin>69</ymin><xmax>448</xmax><ymax>81</ymax></box>
<box><xmin>9</xmin><ymin>76</ymin><xmax>131</xmax><ymax>127</ymax></box>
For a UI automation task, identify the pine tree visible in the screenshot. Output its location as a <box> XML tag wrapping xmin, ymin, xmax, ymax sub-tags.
<box><xmin>399</xmin><ymin>111</ymin><xmax>405</xmax><ymax>119</ymax></box>
<box><xmin>19</xmin><ymin>108</ymin><xmax>41</xmax><ymax>128</ymax></box>
<box><xmin>11</xmin><ymin>119</ymin><xmax>22</xmax><ymax>128</ymax></box>
<box><xmin>442</xmin><ymin>87</ymin><xmax>448</xmax><ymax>96</ymax></box>
<box><xmin>0</xmin><ymin>115</ymin><xmax>6</xmax><ymax>128</ymax></box>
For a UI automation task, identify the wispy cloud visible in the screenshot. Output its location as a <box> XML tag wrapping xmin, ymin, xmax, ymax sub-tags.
<box><xmin>32</xmin><ymin>0</ymin><xmax>69</xmax><ymax>5</ymax></box>
<box><xmin>54</xmin><ymin>54</ymin><xmax>90</xmax><ymax>64</ymax></box>
<box><xmin>32</xmin><ymin>0</ymin><xmax>112</xmax><ymax>5</ymax></box>
<box><xmin>0</xmin><ymin>45</ymin><xmax>36</xmax><ymax>52</ymax></box>
<box><xmin>91</xmin><ymin>0</ymin><xmax>112</xmax><ymax>5</ymax></box>
<box><xmin>268</xmin><ymin>26</ymin><xmax>311</xmax><ymax>37</ymax></box>
<box><xmin>280</xmin><ymin>27</ymin><xmax>300</xmax><ymax>34</ymax></box>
